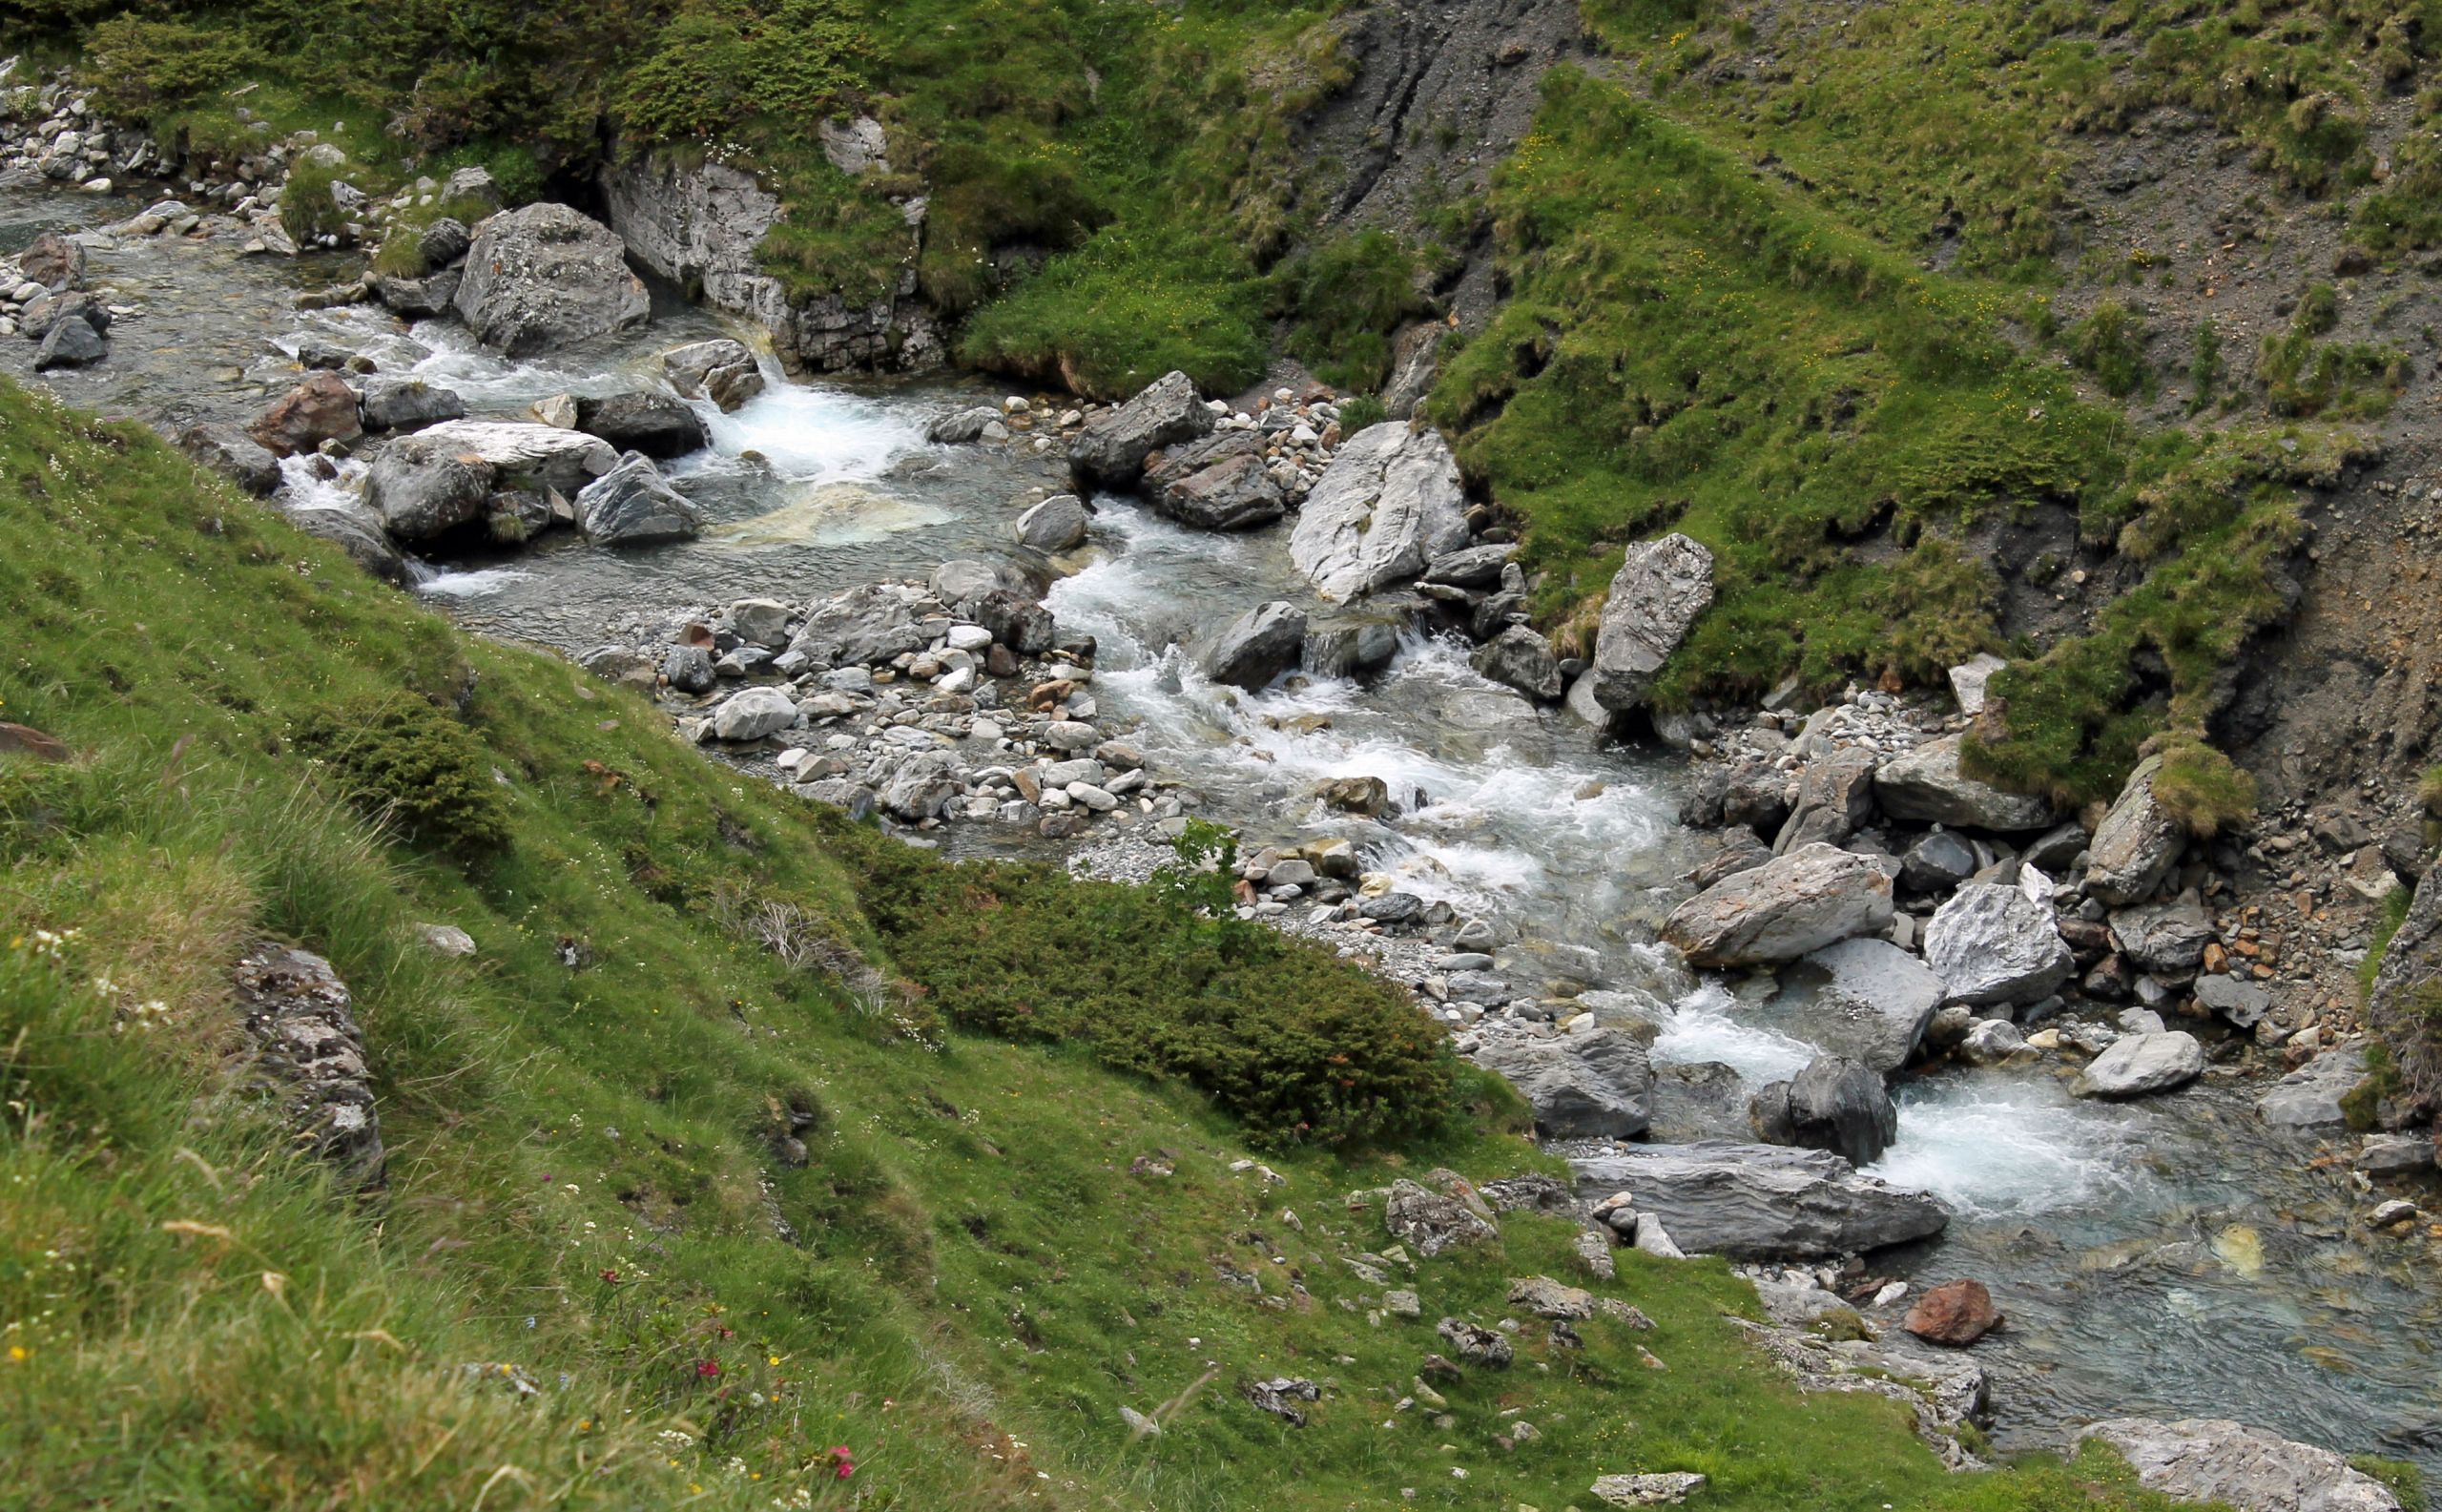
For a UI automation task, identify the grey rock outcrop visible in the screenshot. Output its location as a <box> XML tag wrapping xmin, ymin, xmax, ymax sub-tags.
<box><xmin>577</xmin><ymin>452</ymin><xmax>701</xmax><ymax>545</ymax></box>
<box><xmin>1471</xmin><ymin>1027</ymin><xmax>1653</xmax><ymax>1139</ymax></box>
<box><xmin>1569</xmin><ymin>1143</ymin><xmax>1948</xmax><ymax>1258</ymax></box>
<box><xmin>1590</xmin><ymin>533</ymin><xmax>1714</xmax><ymax>713</ymax></box>
<box><xmin>1784</xmin><ymin>937</ymin><xmax>1945</xmax><ymax>1073</ymax></box>
<box><xmin>1775</xmin><ymin>746</ymin><xmax>1877</xmax><ymax>853</ymax></box>
<box><xmin>2085</xmin><ymin>756</ymin><xmax>2184</xmax><ymax>904</ymax></box>
<box><xmin>1200</xmin><ymin>602</ymin><xmax>1308</xmax><ymax>692</ymax></box>
<box><xmin>2074</xmin><ymin>1419</ymin><xmax>2400</xmax><ymax>1512</ymax></box>
<box><xmin>370</xmin><ymin>267</ymin><xmax>463</xmax><ymax>319</ymax></box>
<box><xmin>1872</xmin><ymin>735</ymin><xmax>2054</xmax><ymax>831</ymax></box>
<box><xmin>603</xmin><ymin>155</ymin><xmax>939</xmax><ymax>374</ymax></box>
<box><xmin>1069</xmin><ymin>371</ymin><xmax>1212</xmax><ymax>489</ymax></box>
<box><xmin>1923</xmin><ymin>883</ymin><xmax>2074</xmax><ymax>1005</ymax></box>
<box><xmin>709</xmin><ymin>686</ymin><xmax>798</xmax><ymax>742</ymax></box>
<box><xmin>1662</xmin><ymin>843</ymin><xmax>1897</xmax><ymax>967</ymax></box>
<box><xmin>290</xmin><ymin>503</ymin><xmax>412</xmax><ymax>586</ymax></box>
<box><xmin>33</xmin><ymin>314</ymin><xmax>104</xmax><ymax>369</ymax></box>
<box><xmin>2073</xmin><ymin>1030</ymin><xmax>2205</xmax><ymax>1099</ymax></box>
<box><xmin>231</xmin><ymin>942</ymin><xmax>383</xmax><ymax>1189</ymax></box>
<box><xmin>1289</xmin><ymin>422</ymin><xmax>1470</xmax><ymax>601</ymax></box>
<box><xmin>452</xmin><ymin>202</ymin><xmax>650</xmax><ymax>357</ymax></box>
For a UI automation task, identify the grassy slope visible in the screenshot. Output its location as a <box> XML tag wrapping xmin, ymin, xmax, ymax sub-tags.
<box><xmin>0</xmin><ymin>388</ymin><xmax>2225</xmax><ymax>1512</ymax></box>
<box><xmin>1425</xmin><ymin>0</ymin><xmax>2423</xmax><ymax>808</ymax></box>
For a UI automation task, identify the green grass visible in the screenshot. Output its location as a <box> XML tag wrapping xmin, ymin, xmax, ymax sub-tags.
<box><xmin>0</xmin><ymin>380</ymin><xmax>2225</xmax><ymax>1509</ymax></box>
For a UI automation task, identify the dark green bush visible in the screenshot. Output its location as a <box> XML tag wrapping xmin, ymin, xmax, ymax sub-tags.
<box><xmin>84</xmin><ymin>13</ymin><xmax>252</xmax><ymax>116</ymax></box>
<box><xmin>612</xmin><ymin>0</ymin><xmax>868</xmax><ymax>144</ymax></box>
<box><xmin>295</xmin><ymin>694</ymin><xmax>510</xmax><ymax>859</ymax></box>
<box><xmin>278</xmin><ymin>156</ymin><xmax>346</xmax><ymax>246</ymax></box>
<box><xmin>821</xmin><ymin>811</ymin><xmax>1454</xmax><ymax>1147</ymax></box>
<box><xmin>2066</xmin><ymin>300</ymin><xmax>2151</xmax><ymax>398</ymax></box>
<box><xmin>1274</xmin><ymin>229</ymin><xmax>1428</xmax><ymax>392</ymax></box>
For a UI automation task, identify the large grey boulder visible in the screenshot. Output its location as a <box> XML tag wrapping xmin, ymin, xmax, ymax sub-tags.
<box><xmin>709</xmin><ymin>686</ymin><xmax>798</xmax><ymax>742</ymax></box>
<box><xmin>231</xmin><ymin>942</ymin><xmax>383</xmax><ymax>1189</ymax></box>
<box><xmin>1783</xmin><ymin>937</ymin><xmax>1945</xmax><ymax>1073</ymax></box>
<box><xmin>1471</xmin><ymin>1027</ymin><xmax>1653</xmax><ymax>1140</ymax></box>
<box><xmin>1751</xmin><ymin>1054</ymin><xmax>1899</xmax><ymax>1167</ymax></box>
<box><xmin>576</xmin><ymin>391</ymin><xmax>710</xmax><ymax>459</ymax></box>
<box><xmin>2258</xmin><ymin>1046</ymin><xmax>2369</xmax><ymax>1128</ymax></box>
<box><xmin>1923</xmin><ymin>883</ymin><xmax>2074</xmax><ymax>1005</ymax></box>
<box><xmin>1289</xmin><ymin>422</ymin><xmax>1470</xmax><ymax>601</ymax></box>
<box><xmin>789</xmin><ymin>584</ymin><xmax>933</xmax><ymax>668</ymax></box>
<box><xmin>1568</xmin><ymin>1143</ymin><xmax>1949</xmax><ymax>1258</ymax></box>
<box><xmin>965</xmin><ymin>589</ymin><xmax>1056</xmax><ymax>655</ymax></box>
<box><xmin>1872</xmin><ymin>735</ymin><xmax>2054</xmax><ymax>831</ymax></box>
<box><xmin>249</xmin><ymin>372</ymin><xmax>362</xmax><ymax>458</ymax></box>
<box><xmin>363</xmin><ymin>438</ymin><xmax>493</xmax><ymax>539</ymax></box>
<box><xmin>2073</xmin><ymin>1030</ymin><xmax>2205</xmax><ymax>1099</ymax></box>
<box><xmin>2195</xmin><ymin>974</ymin><xmax>2274</xmax><ymax>1028</ymax></box>
<box><xmin>663</xmin><ymin>339</ymin><xmax>764</xmax><ymax>412</ymax></box>
<box><xmin>451</xmin><ymin>202</ymin><xmax>651</xmax><ymax>356</ymax></box>
<box><xmin>1068</xmin><ymin>370</ymin><xmax>1212</xmax><ymax>488</ymax></box>
<box><xmin>1013</xmin><ymin>493</ymin><xmax>1089</xmax><ymax>552</ymax></box>
<box><xmin>2085</xmin><ymin>756</ymin><xmax>2184</xmax><ymax>904</ymax></box>
<box><xmin>1661</xmin><ymin>843</ymin><xmax>1897</xmax><ymax>967</ymax></box>
<box><xmin>576</xmin><ymin>452</ymin><xmax>701</xmax><ymax>545</ymax></box>
<box><xmin>18</xmin><ymin>230</ymin><xmax>85</xmax><ymax>291</ymax></box>
<box><xmin>2075</xmin><ymin>1419</ymin><xmax>2400</xmax><ymax>1512</ymax></box>
<box><xmin>2111</xmin><ymin>896</ymin><xmax>2215</xmax><ymax>974</ymax></box>
<box><xmin>1472</xmin><ymin>626</ymin><xmax>1563</xmax><ymax>702</ymax></box>
<box><xmin>411</xmin><ymin>420</ymin><xmax>618</xmax><ymax>495</ymax></box>
<box><xmin>358</xmin><ymin>376</ymin><xmax>466</xmax><ymax>433</ymax></box>
<box><xmin>1200</xmin><ymin>602</ymin><xmax>1308</xmax><ymax>692</ymax></box>
<box><xmin>1590</xmin><ymin>533</ymin><xmax>1715</xmax><ymax>713</ymax></box>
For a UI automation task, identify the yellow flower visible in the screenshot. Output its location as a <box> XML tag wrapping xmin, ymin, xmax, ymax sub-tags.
<box><xmin>7</xmin><ymin>1345</ymin><xmax>26</xmax><ymax>1362</ymax></box>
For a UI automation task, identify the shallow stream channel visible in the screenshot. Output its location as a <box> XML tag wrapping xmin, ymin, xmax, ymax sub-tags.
<box><xmin>10</xmin><ymin>179</ymin><xmax>2440</xmax><ymax>1474</ymax></box>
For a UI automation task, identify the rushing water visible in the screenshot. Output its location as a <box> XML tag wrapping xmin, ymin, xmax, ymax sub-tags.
<box><xmin>10</xmin><ymin>179</ymin><xmax>2442</xmax><ymax>1472</ymax></box>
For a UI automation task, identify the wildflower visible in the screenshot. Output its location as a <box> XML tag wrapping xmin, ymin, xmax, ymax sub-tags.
<box><xmin>6</xmin><ymin>1345</ymin><xmax>27</xmax><ymax>1363</ymax></box>
<box><xmin>695</xmin><ymin>1359</ymin><xmax>722</xmax><ymax>1379</ymax></box>
<box><xmin>600</xmin><ymin>1269</ymin><xmax>620</xmax><ymax>1285</ymax></box>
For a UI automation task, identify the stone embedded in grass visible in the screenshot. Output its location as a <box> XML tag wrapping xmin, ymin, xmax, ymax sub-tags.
<box><xmin>1383</xmin><ymin>1178</ymin><xmax>1497</xmax><ymax>1257</ymax></box>
<box><xmin>231</xmin><ymin>941</ymin><xmax>383</xmax><ymax>1190</ymax></box>
<box><xmin>2075</xmin><ymin>1419</ymin><xmax>2403</xmax><ymax>1512</ymax></box>
<box><xmin>1434</xmin><ymin>1315</ymin><xmax>1512</xmax><ymax>1369</ymax></box>
<box><xmin>1590</xmin><ymin>1471</ymin><xmax>1707</xmax><ymax>1506</ymax></box>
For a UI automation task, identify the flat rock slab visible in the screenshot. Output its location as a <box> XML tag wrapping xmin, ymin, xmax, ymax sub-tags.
<box><xmin>2073</xmin><ymin>1030</ymin><xmax>2205</xmax><ymax>1099</ymax></box>
<box><xmin>2077</xmin><ymin>1418</ymin><xmax>2401</xmax><ymax>1511</ymax></box>
<box><xmin>1569</xmin><ymin>1142</ymin><xmax>1948</xmax><ymax>1258</ymax></box>
<box><xmin>1662</xmin><ymin>842</ymin><xmax>1896</xmax><ymax>967</ymax></box>
<box><xmin>1873</xmin><ymin>735</ymin><xmax>2054</xmax><ymax>831</ymax></box>
<box><xmin>2256</xmin><ymin>1046</ymin><xmax>2369</xmax><ymax>1128</ymax></box>
<box><xmin>1781</xmin><ymin>937</ymin><xmax>1944</xmax><ymax>1073</ymax></box>
<box><xmin>1289</xmin><ymin>422</ymin><xmax>1469</xmax><ymax>601</ymax></box>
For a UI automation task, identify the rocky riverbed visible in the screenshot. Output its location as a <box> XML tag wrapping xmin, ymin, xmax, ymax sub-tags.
<box><xmin>6</xmin><ymin>112</ymin><xmax>2442</xmax><ymax>1497</ymax></box>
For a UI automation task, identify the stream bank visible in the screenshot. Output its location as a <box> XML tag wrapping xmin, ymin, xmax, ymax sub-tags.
<box><xmin>5</xmin><ymin>173</ymin><xmax>2440</xmax><ymax>1490</ymax></box>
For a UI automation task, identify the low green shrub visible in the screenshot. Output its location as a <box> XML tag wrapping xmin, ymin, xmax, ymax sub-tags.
<box><xmin>822</xmin><ymin>811</ymin><xmax>1455</xmax><ymax>1147</ymax></box>
<box><xmin>1273</xmin><ymin>229</ymin><xmax>1429</xmax><ymax>392</ymax></box>
<box><xmin>611</xmin><ymin>0</ymin><xmax>870</xmax><ymax>144</ymax></box>
<box><xmin>278</xmin><ymin>156</ymin><xmax>347</xmax><ymax>245</ymax></box>
<box><xmin>2067</xmin><ymin>300</ymin><xmax>2152</xmax><ymax>398</ymax></box>
<box><xmin>2148</xmin><ymin>735</ymin><xmax>2257</xmax><ymax>838</ymax></box>
<box><xmin>294</xmin><ymin>694</ymin><xmax>510</xmax><ymax>859</ymax></box>
<box><xmin>82</xmin><ymin>13</ymin><xmax>251</xmax><ymax>115</ymax></box>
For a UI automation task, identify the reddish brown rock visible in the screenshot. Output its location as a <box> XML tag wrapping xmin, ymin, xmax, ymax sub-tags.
<box><xmin>1903</xmin><ymin>1279</ymin><xmax>2002</xmax><ymax>1346</ymax></box>
<box><xmin>248</xmin><ymin>371</ymin><xmax>362</xmax><ymax>458</ymax></box>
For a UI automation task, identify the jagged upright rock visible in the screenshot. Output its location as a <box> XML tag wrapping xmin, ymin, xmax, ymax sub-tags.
<box><xmin>1784</xmin><ymin>937</ymin><xmax>1945</xmax><ymax>1073</ymax></box>
<box><xmin>1923</xmin><ymin>882</ymin><xmax>2074</xmax><ymax>1005</ymax></box>
<box><xmin>576</xmin><ymin>452</ymin><xmax>701</xmax><ymax>545</ymax></box>
<box><xmin>231</xmin><ymin>942</ymin><xmax>383</xmax><ymax>1189</ymax></box>
<box><xmin>248</xmin><ymin>372</ymin><xmax>362</xmax><ymax>458</ymax></box>
<box><xmin>1068</xmin><ymin>371</ymin><xmax>1212</xmax><ymax>489</ymax></box>
<box><xmin>1750</xmin><ymin>1054</ymin><xmax>1898</xmax><ymax>1167</ymax></box>
<box><xmin>1590</xmin><ymin>533</ymin><xmax>1715</xmax><ymax>713</ymax></box>
<box><xmin>1471</xmin><ymin>1026</ymin><xmax>1653</xmax><ymax>1139</ymax></box>
<box><xmin>451</xmin><ymin>202</ymin><xmax>650</xmax><ymax>356</ymax></box>
<box><xmin>1289</xmin><ymin>422</ymin><xmax>1470</xmax><ymax>601</ymax></box>
<box><xmin>2086</xmin><ymin>756</ymin><xmax>2184</xmax><ymax>904</ymax></box>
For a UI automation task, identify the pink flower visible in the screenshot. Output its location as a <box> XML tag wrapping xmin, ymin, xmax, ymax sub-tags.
<box><xmin>695</xmin><ymin>1359</ymin><xmax>721</xmax><ymax>1379</ymax></box>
